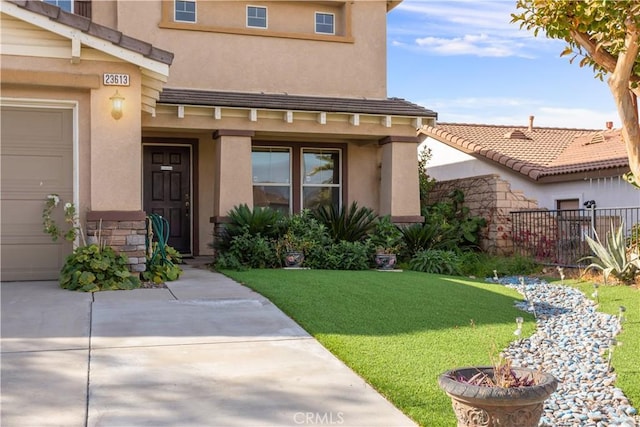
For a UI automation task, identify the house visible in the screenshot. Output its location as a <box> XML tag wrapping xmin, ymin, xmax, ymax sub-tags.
<box><xmin>418</xmin><ymin>119</ymin><xmax>640</xmax><ymax>259</ymax></box>
<box><xmin>0</xmin><ymin>0</ymin><xmax>436</xmax><ymax>281</ymax></box>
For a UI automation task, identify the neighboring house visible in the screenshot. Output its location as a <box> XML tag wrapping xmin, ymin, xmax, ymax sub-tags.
<box><xmin>0</xmin><ymin>0</ymin><xmax>436</xmax><ymax>281</ymax></box>
<box><xmin>418</xmin><ymin>119</ymin><xmax>640</xmax><ymax>259</ymax></box>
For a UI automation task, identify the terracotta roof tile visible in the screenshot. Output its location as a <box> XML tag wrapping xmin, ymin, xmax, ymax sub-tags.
<box><xmin>158</xmin><ymin>88</ymin><xmax>437</xmax><ymax>117</ymax></box>
<box><xmin>420</xmin><ymin>123</ymin><xmax>630</xmax><ymax>181</ymax></box>
<box><xmin>10</xmin><ymin>0</ymin><xmax>174</xmax><ymax>65</ymax></box>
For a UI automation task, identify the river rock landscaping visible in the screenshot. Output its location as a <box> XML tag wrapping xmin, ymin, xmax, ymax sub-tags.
<box><xmin>493</xmin><ymin>276</ymin><xmax>639</xmax><ymax>427</ymax></box>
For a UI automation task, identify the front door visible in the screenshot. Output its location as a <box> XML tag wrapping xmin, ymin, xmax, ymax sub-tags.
<box><xmin>143</xmin><ymin>145</ymin><xmax>191</xmax><ymax>254</ymax></box>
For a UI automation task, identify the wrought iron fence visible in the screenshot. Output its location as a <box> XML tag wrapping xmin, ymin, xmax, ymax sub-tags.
<box><xmin>511</xmin><ymin>207</ymin><xmax>640</xmax><ymax>266</ymax></box>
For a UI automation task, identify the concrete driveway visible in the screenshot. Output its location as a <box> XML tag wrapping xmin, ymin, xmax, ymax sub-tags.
<box><xmin>1</xmin><ymin>266</ymin><xmax>416</xmax><ymax>427</ymax></box>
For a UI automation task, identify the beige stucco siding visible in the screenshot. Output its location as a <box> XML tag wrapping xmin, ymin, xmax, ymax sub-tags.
<box><xmin>111</xmin><ymin>1</ymin><xmax>387</xmax><ymax>98</ymax></box>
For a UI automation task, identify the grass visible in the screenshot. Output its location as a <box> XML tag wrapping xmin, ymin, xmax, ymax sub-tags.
<box><xmin>222</xmin><ymin>269</ymin><xmax>535</xmax><ymax>426</ymax></box>
<box><xmin>559</xmin><ymin>278</ymin><xmax>640</xmax><ymax>409</ymax></box>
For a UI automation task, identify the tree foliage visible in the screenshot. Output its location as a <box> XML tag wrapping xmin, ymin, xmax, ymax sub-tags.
<box><xmin>512</xmin><ymin>0</ymin><xmax>640</xmax><ymax>188</ymax></box>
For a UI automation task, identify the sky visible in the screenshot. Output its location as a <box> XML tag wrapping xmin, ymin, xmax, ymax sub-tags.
<box><xmin>386</xmin><ymin>0</ymin><xmax>620</xmax><ymax>130</ymax></box>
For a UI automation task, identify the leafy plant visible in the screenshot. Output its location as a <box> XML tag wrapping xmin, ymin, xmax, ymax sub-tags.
<box><xmin>458</xmin><ymin>252</ymin><xmax>539</xmax><ymax>278</ymax></box>
<box><xmin>42</xmin><ymin>194</ymin><xmax>85</xmax><ymax>244</ymax></box>
<box><xmin>312</xmin><ymin>201</ymin><xmax>377</xmax><ymax>243</ymax></box>
<box><xmin>214</xmin><ymin>230</ymin><xmax>279</xmax><ymax>270</ymax></box>
<box><xmin>580</xmin><ymin>222</ymin><xmax>640</xmax><ymax>285</ymax></box>
<box><xmin>213</xmin><ymin>204</ymin><xmax>285</xmax><ymax>252</ymax></box>
<box><xmin>59</xmin><ymin>245</ymin><xmax>141</xmax><ymax>292</ymax></box>
<box><xmin>142</xmin><ymin>242</ymin><xmax>183</xmax><ymax>284</ymax></box>
<box><xmin>309</xmin><ymin>241</ymin><xmax>371</xmax><ymax>270</ymax></box>
<box><xmin>409</xmin><ymin>249</ymin><xmax>462</xmax><ymax>276</ymax></box>
<box><xmin>369</xmin><ymin>215</ymin><xmax>404</xmax><ymax>254</ymax></box>
<box><xmin>399</xmin><ymin>221</ymin><xmax>458</xmax><ymax>258</ymax></box>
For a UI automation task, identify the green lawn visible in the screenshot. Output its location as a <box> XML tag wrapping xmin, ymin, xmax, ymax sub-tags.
<box><xmin>222</xmin><ymin>269</ymin><xmax>535</xmax><ymax>426</ymax></box>
<box><xmin>562</xmin><ymin>279</ymin><xmax>640</xmax><ymax>409</ymax></box>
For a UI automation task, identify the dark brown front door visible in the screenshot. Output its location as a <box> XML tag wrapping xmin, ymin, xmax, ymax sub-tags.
<box><xmin>143</xmin><ymin>145</ymin><xmax>191</xmax><ymax>254</ymax></box>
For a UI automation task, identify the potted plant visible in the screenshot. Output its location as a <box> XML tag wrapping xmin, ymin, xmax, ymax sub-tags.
<box><xmin>438</xmin><ymin>355</ymin><xmax>557</xmax><ymax>427</ymax></box>
<box><xmin>370</xmin><ymin>216</ymin><xmax>404</xmax><ymax>270</ymax></box>
<box><xmin>277</xmin><ymin>229</ymin><xmax>307</xmax><ymax>268</ymax></box>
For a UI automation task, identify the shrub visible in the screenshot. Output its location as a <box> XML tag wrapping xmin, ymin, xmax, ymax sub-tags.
<box><xmin>422</xmin><ymin>189</ymin><xmax>486</xmax><ymax>250</ymax></box>
<box><xmin>308</xmin><ymin>240</ymin><xmax>371</xmax><ymax>270</ymax></box>
<box><xmin>369</xmin><ymin>215</ymin><xmax>404</xmax><ymax>254</ymax></box>
<box><xmin>60</xmin><ymin>245</ymin><xmax>141</xmax><ymax>292</ymax></box>
<box><xmin>213</xmin><ymin>204</ymin><xmax>285</xmax><ymax>252</ymax></box>
<box><xmin>215</xmin><ymin>230</ymin><xmax>280</xmax><ymax>270</ymax></box>
<box><xmin>399</xmin><ymin>221</ymin><xmax>458</xmax><ymax>258</ymax></box>
<box><xmin>312</xmin><ymin>201</ymin><xmax>377</xmax><ymax>243</ymax></box>
<box><xmin>409</xmin><ymin>250</ymin><xmax>462</xmax><ymax>275</ymax></box>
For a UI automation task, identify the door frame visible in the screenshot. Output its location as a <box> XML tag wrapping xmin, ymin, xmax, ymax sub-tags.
<box><xmin>142</xmin><ymin>138</ymin><xmax>198</xmax><ymax>256</ymax></box>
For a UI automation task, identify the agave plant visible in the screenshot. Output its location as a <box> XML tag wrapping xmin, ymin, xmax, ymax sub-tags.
<box><xmin>213</xmin><ymin>204</ymin><xmax>285</xmax><ymax>251</ymax></box>
<box><xmin>580</xmin><ymin>222</ymin><xmax>640</xmax><ymax>285</ymax></box>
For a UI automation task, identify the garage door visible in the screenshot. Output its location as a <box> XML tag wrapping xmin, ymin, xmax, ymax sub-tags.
<box><xmin>1</xmin><ymin>106</ymin><xmax>73</xmax><ymax>281</ymax></box>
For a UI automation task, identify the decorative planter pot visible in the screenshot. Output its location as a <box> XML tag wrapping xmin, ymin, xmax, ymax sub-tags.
<box><xmin>438</xmin><ymin>366</ymin><xmax>558</xmax><ymax>427</ymax></box>
<box><xmin>283</xmin><ymin>251</ymin><xmax>304</xmax><ymax>268</ymax></box>
<box><xmin>375</xmin><ymin>253</ymin><xmax>397</xmax><ymax>270</ymax></box>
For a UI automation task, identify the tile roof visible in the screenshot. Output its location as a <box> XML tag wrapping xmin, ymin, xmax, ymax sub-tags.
<box><xmin>420</xmin><ymin>123</ymin><xmax>629</xmax><ymax>182</ymax></box>
<box><xmin>8</xmin><ymin>0</ymin><xmax>174</xmax><ymax>65</ymax></box>
<box><xmin>159</xmin><ymin>88</ymin><xmax>437</xmax><ymax>117</ymax></box>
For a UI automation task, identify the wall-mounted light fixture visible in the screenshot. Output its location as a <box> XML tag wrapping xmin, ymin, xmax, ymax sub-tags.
<box><xmin>110</xmin><ymin>90</ymin><xmax>125</xmax><ymax>120</ymax></box>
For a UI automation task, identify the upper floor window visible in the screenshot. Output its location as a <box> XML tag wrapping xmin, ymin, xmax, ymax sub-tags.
<box><xmin>315</xmin><ymin>12</ymin><xmax>334</xmax><ymax>35</ymax></box>
<box><xmin>175</xmin><ymin>0</ymin><xmax>196</xmax><ymax>23</ymax></box>
<box><xmin>44</xmin><ymin>0</ymin><xmax>72</xmax><ymax>13</ymax></box>
<box><xmin>247</xmin><ymin>6</ymin><xmax>267</xmax><ymax>29</ymax></box>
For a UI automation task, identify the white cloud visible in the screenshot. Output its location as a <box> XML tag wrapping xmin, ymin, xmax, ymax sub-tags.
<box><xmin>390</xmin><ymin>0</ymin><xmax>562</xmax><ymax>58</ymax></box>
<box><xmin>415</xmin><ymin>33</ymin><xmax>524</xmax><ymax>57</ymax></box>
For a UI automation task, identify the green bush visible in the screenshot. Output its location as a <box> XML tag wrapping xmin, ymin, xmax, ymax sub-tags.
<box><xmin>307</xmin><ymin>240</ymin><xmax>371</xmax><ymax>270</ymax></box>
<box><xmin>409</xmin><ymin>249</ymin><xmax>462</xmax><ymax>275</ymax></box>
<box><xmin>213</xmin><ymin>204</ymin><xmax>285</xmax><ymax>252</ymax></box>
<box><xmin>422</xmin><ymin>189</ymin><xmax>486</xmax><ymax>250</ymax></box>
<box><xmin>399</xmin><ymin>221</ymin><xmax>458</xmax><ymax>258</ymax></box>
<box><xmin>312</xmin><ymin>201</ymin><xmax>377</xmax><ymax>243</ymax></box>
<box><xmin>369</xmin><ymin>215</ymin><xmax>404</xmax><ymax>255</ymax></box>
<box><xmin>214</xmin><ymin>230</ymin><xmax>280</xmax><ymax>270</ymax></box>
<box><xmin>60</xmin><ymin>244</ymin><xmax>141</xmax><ymax>292</ymax></box>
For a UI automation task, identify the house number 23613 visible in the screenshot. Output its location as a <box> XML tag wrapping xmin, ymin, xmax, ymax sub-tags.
<box><xmin>103</xmin><ymin>73</ymin><xmax>130</xmax><ymax>86</ymax></box>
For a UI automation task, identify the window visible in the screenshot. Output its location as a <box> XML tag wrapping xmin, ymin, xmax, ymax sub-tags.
<box><xmin>252</xmin><ymin>145</ymin><xmax>342</xmax><ymax>213</ymax></box>
<box><xmin>44</xmin><ymin>0</ymin><xmax>72</xmax><ymax>12</ymax></box>
<box><xmin>315</xmin><ymin>12</ymin><xmax>334</xmax><ymax>34</ymax></box>
<box><xmin>302</xmin><ymin>149</ymin><xmax>340</xmax><ymax>210</ymax></box>
<box><xmin>247</xmin><ymin>6</ymin><xmax>267</xmax><ymax>29</ymax></box>
<box><xmin>175</xmin><ymin>0</ymin><xmax>196</xmax><ymax>23</ymax></box>
<box><xmin>252</xmin><ymin>147</ymin><xmax>291</xmax><ymax>215</ymax></box>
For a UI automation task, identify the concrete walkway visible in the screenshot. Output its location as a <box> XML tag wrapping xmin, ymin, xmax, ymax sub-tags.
<box><xmin>1</xmin><ymin>266</ymin><xmax>416</xmax><ymax>427</ymax></box>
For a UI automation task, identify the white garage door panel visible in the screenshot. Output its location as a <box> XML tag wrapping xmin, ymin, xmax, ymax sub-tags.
<box><xmin>1</xmin><ymin>243</ymin><xmax>68</xmax><ymax>281</ymax></box>
<box><xmin>1</xmin><ymin>200</ymin><xmax>68</xmax><ymax>242</ymax></box>
<box><xmin>1</xmin><ymin>106</ymin><xmax>73</xmax><ymax>281</ymax></box>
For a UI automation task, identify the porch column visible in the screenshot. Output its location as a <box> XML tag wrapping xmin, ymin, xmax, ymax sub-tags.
<box><xmin>212</xmin><ymin>130</ymin><xmax>255</xmax><ymax>219</ymax></box>
<box><xmin>379</xmin><ymin>136</ymin><xmax>423</xmax><ymax>224</ymax></box>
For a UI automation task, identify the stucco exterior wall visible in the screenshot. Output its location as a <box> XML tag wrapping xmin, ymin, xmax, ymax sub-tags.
<box><xmin>108</xmin><ymin>1</ymin><xmax>388</xmax><ymax>98</ymax></box>
<box><xmin>347</xmin><ymin>143</ymin><xmax>379</xmax><ymax>211</ymax></box>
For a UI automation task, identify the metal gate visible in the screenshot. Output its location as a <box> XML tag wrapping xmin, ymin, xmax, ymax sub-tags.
<box><xmin>511</xmin><ymin>207</ymin><xmax>640</xmax><ymax>266</ymax></box>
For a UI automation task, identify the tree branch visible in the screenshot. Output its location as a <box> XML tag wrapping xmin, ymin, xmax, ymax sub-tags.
<box><xmin>570</xmin><ymin>29</ymin><xmax>640</xmax><ymax>86</ymax></box>
<box><xmin>607</xmin><ymin>23</ymin><xmax>640</xmax><ymax>187</ymax></box>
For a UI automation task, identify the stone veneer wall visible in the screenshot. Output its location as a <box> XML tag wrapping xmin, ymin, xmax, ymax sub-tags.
<box><xmin>427</xmin><ymin>174</ymin><xmax>539</xmax><ymax>255</ymax></box>
<box><xmin>85</xmin><ymin>211</ymin><xmax>147</xmax><ymax>273</ymax></box>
